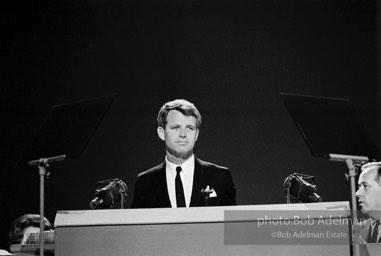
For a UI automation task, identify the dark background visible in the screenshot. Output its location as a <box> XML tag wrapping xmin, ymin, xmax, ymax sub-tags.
<box><xmin>1</xmin><ymin>0</ymin><xmax>379</xmax><ymax>249</ymax></box>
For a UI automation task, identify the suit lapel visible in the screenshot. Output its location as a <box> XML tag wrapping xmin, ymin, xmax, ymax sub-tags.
<box><xmin>190</xmin><ymin>158</ymin><xmax>206</xmax><ymax>206</ymax></box>
<box><xmin>152</xmin><ymin>162</ymin><xmax>171</xmax><ymax>207</ymax></box>
<box><xmin>359</xmin><ymin>219</ymin><xmax>372</xmax><ymax>242</ymax></box>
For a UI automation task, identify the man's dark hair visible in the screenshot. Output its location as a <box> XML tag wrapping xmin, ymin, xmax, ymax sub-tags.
<box><xmin>157</xmin><ymin>99</ymin><xmax>201</xmax><ymax>128</ymax></box>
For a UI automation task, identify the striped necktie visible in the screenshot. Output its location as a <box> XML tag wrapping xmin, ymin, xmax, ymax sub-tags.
<box><xmin>371</xmin><ymin>220</ymin><xmax>380</xmax><ymax>243</ymax></box>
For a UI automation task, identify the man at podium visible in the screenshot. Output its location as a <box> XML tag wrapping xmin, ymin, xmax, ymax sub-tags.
<box><xmin>355</xmin><ymin>162</ymin><xmax>381</xmax><ymax>244</ymax></box>
<box><xmin>131</xmin><ymin>99</ymin><xmax>236</xmax><ymax>208</ymax></box>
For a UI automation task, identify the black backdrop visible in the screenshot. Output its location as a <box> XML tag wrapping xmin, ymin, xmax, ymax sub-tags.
<box><xmin>1</xmin><ymin>0</ymin><xmax>379</xmax><ymax>249</ymax></box>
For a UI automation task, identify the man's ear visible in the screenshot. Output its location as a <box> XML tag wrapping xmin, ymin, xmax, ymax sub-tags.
<box><xmin>157</xmin><ymin>126</ymin><xmax>165</xmax><ymax>141</ymax></box>
<box><xmin>195</xmin><ymin>128</ymin><xmax>199</xmax><ymax>141</ymax></box>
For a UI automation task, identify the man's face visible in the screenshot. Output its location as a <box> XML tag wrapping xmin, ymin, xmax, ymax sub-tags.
<box><xmin>157</xmin><ymin>110</ymin><xmax>199</xmax><ymax>161</ymax></box>
<box><xmin>356</xmin><ymin>167</ymin><xmax>381</xmax><ymax>218</ymax></box>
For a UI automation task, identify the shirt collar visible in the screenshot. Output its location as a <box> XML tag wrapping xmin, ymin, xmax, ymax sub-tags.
<box><xmin>165</xmin><ymin>154</ymin><xmax>195</xmax><ymax>177</ymax></box>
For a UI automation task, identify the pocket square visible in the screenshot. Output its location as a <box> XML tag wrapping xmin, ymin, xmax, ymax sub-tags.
<box><xmin>201</xmin><ymin>185</ymin><xmax>217</xmax><ymax>198</ymax></box>
<box><xmin>210</xmin><ymin>189</ymin><xmax>217</xmax><ymax>198</ymax></box>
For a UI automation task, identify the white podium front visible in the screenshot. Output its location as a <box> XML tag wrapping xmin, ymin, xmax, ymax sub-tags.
<box><xmin>54</xmin><ymin>201</ymin><xmax>351</xmax><ymax>256</ymax></box>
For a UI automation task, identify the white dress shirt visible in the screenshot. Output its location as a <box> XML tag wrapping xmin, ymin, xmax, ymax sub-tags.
<box><xmin>165</xmin><ymin>155</ymin><xmax>195</xmax><ymax>208</ymax></box>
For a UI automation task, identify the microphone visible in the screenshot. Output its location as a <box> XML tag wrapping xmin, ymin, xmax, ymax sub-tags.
<box><xmin>284</xmin><ymin>173</ymin><xmax>322</xmax><ymax>203</ymax></box>
<box><xmin>89</xmin><ymin>178</ymin><xmax>128</xmax><ymax>209</ymax></box>
<box><xmin>89</xmin><ymin>197</ymin><xmax>104</xmax><ymax>209</ymax></box>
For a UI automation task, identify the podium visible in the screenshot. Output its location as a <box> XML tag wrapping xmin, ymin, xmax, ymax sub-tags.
<box><xmin>54</xmin><ymin>202</ymin><xmax>351</xmax><ymax>256</ymax></box>
<box><xmin>10</xmin><ymin>244</ymin><xmax>54</xmax><ymax>256</ymax></box>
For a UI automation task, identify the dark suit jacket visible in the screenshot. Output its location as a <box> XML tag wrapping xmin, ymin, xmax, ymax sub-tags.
<box><xmin>131</xmin><ymin>157</ymin><xmax>236</xmax><ymax>208</ymax></box>
<box><xmin>358</xmin><ymin>218</ymin><xmax>372</xmax><ymax>243</ymax></box>
<box><xmin>353</xmin><ymin>218</ymin><xmax>381</xmax><ymax>256</ymax></box>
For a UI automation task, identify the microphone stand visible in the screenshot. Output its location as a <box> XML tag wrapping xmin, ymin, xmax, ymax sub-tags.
<box><xmin>28</xmin><ymin>155</ymin><xmax>66</xmax><ymax>256</ymax></box>
<box><xmin>116</xmin><ymin>179</ymin><xmax>128</xmax><ymax>209</ymax></box>
<box><xmin>284</xmin><ymin>175</ymin><xmax>292</xmax><ymax>204</ymax></box>
<box><xmin>329</xmin><ymin>154</ymin><xmax>369</xmax><ymax>256</ymax></box>
<box><xmin>345</xmin><ymin>159</ymin><xmax>362</xmax><ymax>256</ymax></box>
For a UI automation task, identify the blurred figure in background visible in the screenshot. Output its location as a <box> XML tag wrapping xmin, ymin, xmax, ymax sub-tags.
<box><xmin>355</xmin><ymin>162</ymin><xmax>381</xmax><ymax>256</ymax></box>
<box><xmin>8</xmin><ymin>214</ymin><xmax>53</xmax><ymax>245</ymax></box>
<box><xmin>356</xmin><ymin>162</ymin><xmax>381</xmax><ymax>243</ymax></box>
